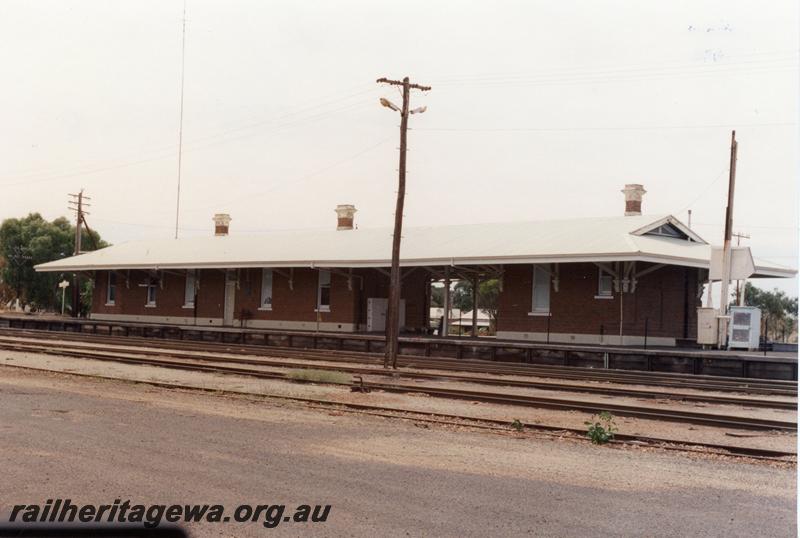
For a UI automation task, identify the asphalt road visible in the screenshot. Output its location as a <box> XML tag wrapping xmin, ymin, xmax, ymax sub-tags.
<box><xmin>0</xmin><ymin>368</ymin><xmax>795</xmax><ymax>537</ymax></box>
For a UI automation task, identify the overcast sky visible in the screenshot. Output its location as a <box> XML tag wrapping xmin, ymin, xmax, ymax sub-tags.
<box><xmin>1</xmin><ymin>1</ymin><xmax>797</xmax><ymax>294</ymax></box>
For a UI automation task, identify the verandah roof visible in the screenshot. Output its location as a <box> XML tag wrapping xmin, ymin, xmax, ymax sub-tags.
<box><xmin>35</xmin><ymin>214</ymin><xmax>794</xmax><ymax>278</ymax></box>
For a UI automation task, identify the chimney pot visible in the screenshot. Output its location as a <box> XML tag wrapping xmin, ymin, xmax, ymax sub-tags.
<box><xmin>621</xmin><ymin>184</ymin><xmax>646</xmax><ymax>216</ymax></box>
<box><xmin>335</xmin><ymin>204</ymin><xmax>357</xmax><ymax>230</ymax></box>
<box><xmin>213</xmin><ymin>213</ymin><xmax>231</xmax><ymax>236</ymax></box>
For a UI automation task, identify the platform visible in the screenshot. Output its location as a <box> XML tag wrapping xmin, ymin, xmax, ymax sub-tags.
<box><xmin>0</xmin><ymin>314</ymin><xmax>796</xmax><ymax>381</ymax></box>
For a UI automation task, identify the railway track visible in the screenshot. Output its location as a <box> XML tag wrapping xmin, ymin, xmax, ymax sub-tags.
<box><xmin>0</xmin><ymin>334</ymin><xmax>794</xmax><ymax>410</ymax></box>
<box><xmin>0</xmin><ymin>337</ymin><xmax>795</xmax><ymax>432</ymax></box>
<box><xmin>0</xmin><ymin>327</ymin><xmax>796</xmax><ymax>396</ymax></box>
<box><xmin>4</xmin><ymin>361</ymin><xmax>795</xmax><ymax>462</ymax></box>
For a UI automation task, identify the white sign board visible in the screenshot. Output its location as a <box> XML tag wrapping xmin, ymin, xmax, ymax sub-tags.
<box><xmin>709</xmin><ymin>246</ymin><xmax>755</xmax><ymax>280</ymax></box>
<box><xmin>58</xmin><ymin>280</ymin><xmax>70</xmax><ymax>289</ymax></box>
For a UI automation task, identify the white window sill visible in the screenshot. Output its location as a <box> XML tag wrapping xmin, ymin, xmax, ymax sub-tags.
<box><xmin>182</xmin><ymin>305</ymin><xmax>195</xmax><ymax>309</ymax></box>
<box><xmin>314</xmin><ymin>307</ymin><xmax>331</xmax><ymax>313</ymax></box>
<box><xmin>528</xmin><ymin>311</ymin><xmax>551</xmax><ymax>317</ymax></box>
<box><xmin>104</xmin><ymin>303</ymin><xmax>115</xmax><ymax>307</ymax></box>
<box><xmin>594</xmin><ymin>295</ymin><xmax>614</xmax><ymax>300</ymax></box>
<box><xmin>258</xmin><ymin>306</ymin><xmax>273</xmax><ymax>311</ymax></box>
<box><xmin>145</xmin><ymin>304</ymin><xmax>157</xmax><ymax>308</ymax></box>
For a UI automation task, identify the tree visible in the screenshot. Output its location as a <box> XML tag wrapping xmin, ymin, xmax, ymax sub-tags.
<box><xmin>451</xmin><ymin>281</ymin><xmax>474</xmax><ymax>312</ymax></box>
<box><xmin>430</xmin><ymin>285</ymin><xmax>444</xmax><ymax>308</ymax></box>
<box><xmin>450</xmin><ymin>278</ymin><xmax>501</xmax><ymax>332</ymax></box>
<box><xmin>0</xmin><ymin>256</ymin><xmax>11</xmax><ymax>305</ymax></box>
<box><xmin>740</xmin><ymin>283</ymin><xmax>798</xmax><ymax>342</ymax></box>
<box><xmin>0</xmin><ymin>213</ymin><xmax>107</xmax><ymax>311</ymax></box>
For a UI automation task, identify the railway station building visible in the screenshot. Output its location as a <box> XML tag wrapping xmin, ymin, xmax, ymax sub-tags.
<box><xmin>36</xmin><ymin>186</ymin><xmax>793</xmax><ymax>347</ymax></box>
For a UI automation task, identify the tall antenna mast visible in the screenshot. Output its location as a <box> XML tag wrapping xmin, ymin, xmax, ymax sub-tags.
<box><xmin>174</xmin><ymin>0</ymin><xmax>187</xmax><ymax>239</ymax></box>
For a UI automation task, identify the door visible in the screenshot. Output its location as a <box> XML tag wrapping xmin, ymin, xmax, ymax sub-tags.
<box><xmin>223</xmin><ymin>270</ymin><xmax>236</xmax><ymax>326</ymax></box>
<box><xmin>367</xmin><ymin>298</ymin><xmax>406</xmax><ymax>332</ymax></box>
<box><xmin>367</xmin><ymin>298</ymin><xmax>387</xmax><ymax>332</ymax></box>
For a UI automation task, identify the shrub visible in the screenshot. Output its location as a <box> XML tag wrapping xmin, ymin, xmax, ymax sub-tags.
<box><xmin>585</xmin><ymin>411</ymin><xmax>617</xmax><ymax>445</ymax></box>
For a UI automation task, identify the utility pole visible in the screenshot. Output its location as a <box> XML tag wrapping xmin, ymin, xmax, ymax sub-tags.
<box><xmin>376</xmin><ymin>76</ymin><xmax>431</xmax><ymax>368</ymax></box>
<box><xmin>717</xmin><ymin>131</ymin><xmax>738</xmax><ymax>348</ymax></box>
<box><xmin>68</xmin><ymin>189</ymin><xmax>91</xmax><ymax>317</ymax></box>
<box><xmin>733</xmin><ymin>231</ymin><xmax>750</xmax><ymax>306</ymax></box>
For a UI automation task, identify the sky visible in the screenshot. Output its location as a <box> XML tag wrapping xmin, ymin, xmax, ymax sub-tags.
<box><xmin>1</xmin><ymin>1</ymin><xmax>797</xmax><ymax>295</ymax></box>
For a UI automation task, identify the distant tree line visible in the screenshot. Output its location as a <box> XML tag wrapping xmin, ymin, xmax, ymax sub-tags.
<box><xmin>740</xmin><ymin>282</ymin><xmax>798</xmax><ymax>343</ymax></box>
<box><xmin>431</xmin><ymin>279</ymin><xmax>501</xmax><ymax>332</ymax></box>
<box><xmin>0</xmin><ymin>213</ymin><xmax>107</xmax><ymax>314</ymax></box>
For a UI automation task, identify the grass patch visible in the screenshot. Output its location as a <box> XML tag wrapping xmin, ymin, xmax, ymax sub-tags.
<box><xmin>286</xmin><ymin>369</ymin><xmax>351</xmax><ymax>385</ymax></box>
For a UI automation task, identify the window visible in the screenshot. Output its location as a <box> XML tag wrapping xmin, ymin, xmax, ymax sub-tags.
<box><xmin>183</xmin><ymin>270</ymin><xmax>196</xmax><ymax>307</ymax></box>
<box><xmin>260</xmin><ymin>269</ymin><xmax>273</xmax><ymax>310</ymax></box>
<box><xmin>317</xmin><ymin>270</ymin><xmax>331</xmax><ymax>311</ymax></box>
<box><xmin>644</xmin><ymin>223</ymin><xmax>690</xmax><ymax>240</ymax></box>
<box><xmin>146</xmin><ymin>278</ymin><xmax>157</xmax><ymax>307</ymax></box>
<box><xmin>106</xmin><ymin>272</ymin><xmax>116</xmax><ymax>306</ymax></box>
<box><xmin>597</xmin><ymin>268</ymin><xmax>614</xmax><ymax>298</ymax></box>
<box><xmin>530</xmin><ymin>264</ymin><xmax>550</xmax><ymax>314</ymax></box>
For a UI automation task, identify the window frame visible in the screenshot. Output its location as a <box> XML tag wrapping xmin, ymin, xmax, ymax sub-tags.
<box><xmin>105</xmin><ymin>272</ymin><xmax>116</xmax><ymax>306</ymax></box>
<box><xmin>529</xmin><ymin>264</ymin><xmax>551</xmax><ymax>315</ymax></box>
<box><xmin>596</xmin><ymin>267</ymin><xmax>614</xmax><ymax>299</ymax></box>
<box><xmin>145</xmin><ymin>277</ymin><xmax>158</xmax><ymax>307</ymax></box>
<box><xmin>183</xmin><ymin>270</ymin><xmax>197</xmax><ymax>308</ymax></box>
<box><xmin>645</xmin><ymin>223</ymin><xmax>688</xmax><ymax>240</ymax></box>
<box><xmin>316</xmin><ymin>270</ymin><xmax>331</xmax><ymax>312</ymax></box>
<box><xmin>259</xmin><ymin>269</ymin><xmax>273</xmax><ymax>311</ymax></box>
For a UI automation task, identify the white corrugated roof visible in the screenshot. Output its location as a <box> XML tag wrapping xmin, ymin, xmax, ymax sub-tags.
<box><xmin>35</xmin><ymin>214</ymin><xmax>795</xmax><ymax>278</ymax></box>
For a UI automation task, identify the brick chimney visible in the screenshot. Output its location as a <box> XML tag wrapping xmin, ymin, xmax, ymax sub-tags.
<box><xmin>335</xmin><ymin>204</ymin><xmax>357</xmax><ymax>230</ymax></box>
<box><xmin>621</xmin><ymin>184</ymin><xmax>646</xmax><ymax>216</ymax></box>
<box><xmin>213</xmin><ymin>213</ymin><xmax>231</xmax><ymax>236</ymax></box>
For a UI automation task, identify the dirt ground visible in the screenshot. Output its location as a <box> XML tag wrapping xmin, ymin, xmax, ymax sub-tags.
<box><xmin>0</xmin><ymin>347</ymin><xmax>795</xmax><ymax>453</ymax></box>
<box><xmin>0</xmin><ymin>366</ymin><xmax>796</xmax><ymax>537</ymax></box>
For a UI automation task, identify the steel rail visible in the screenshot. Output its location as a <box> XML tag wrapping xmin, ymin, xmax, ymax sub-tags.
<box><xmin>0</xmin><ymin>327</ymin><xmax>795</xmax><ymax>396</ymax></box>
<box><xmin>0</xmin><ymin>335</ymin><xmax>793</xmax><ymax>410</ymax></box>
<box><xmin>3</xmin><ymin>325</ymin><xmax>795</xmax><ymax>391</ymax></box>
<box><xmin>0</xmin><ymin>327</ymin><xmax>795</xmax><ymax>395</ymax></box>
<box><xmin>3</xmin><ymin>361</ymin><xmax>795</xmax><ymax>462</ymax></box>
<box><xmin>0</xmin><ymin>340</ymin><xmax>795</xmax><ymax>432</ymax></box>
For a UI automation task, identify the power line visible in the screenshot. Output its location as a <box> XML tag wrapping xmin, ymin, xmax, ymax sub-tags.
<box><xmin>674</xmin><ymin>167</ymin><xmax>729</xmax><ymax>215</ymax></box>
<box><xmin>0</xmin><ymin>86</ymin><xmax>380</xmax><ymax>188</ymax></box>
<box><xmin>184</xmin><ymin>133</ymin><xmax>396</xmax><ymax>213</ymax></box>
<box><xmin>691</xmin><ymin>222</ymin><xmax>799</xmax><ymax>231</ymax></box>
<box><xmin>431</xmin><ymin>63</ymin><xmax>797</xmax><ymax>91</ymax></box>
<box><xmin>431</xmin><ymin>56</ymin><xmax>798</xmax><ymax>88</ymax></box>
<box><xmin>431</xmin><ymin>49</ymin><xmax>799</xmax><ymax>83</ymax></box>
<box><xmin>415</xmin><ymin>121</ymin><xmax>795</xmax><ymax>133</ymax></box>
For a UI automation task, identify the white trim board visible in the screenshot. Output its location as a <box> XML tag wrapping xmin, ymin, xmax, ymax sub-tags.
<box><xmin>243</xmin><ymin>319</ymin><xmax>356</xmax><ymax>332</ymax></box>
<box><xmin>495</xmin><ymin>331</ymin><xmax>676</xmax><ymax>347</ymax></box>
<box><xmin>89</xmin><ymin>313</ymin><xmax>223</xmax><ymax>326</ymax></box>
<box><xmin>89</xmin><ymin>313</ymin><xmax>357</xmax><ymax>333</ymax></box>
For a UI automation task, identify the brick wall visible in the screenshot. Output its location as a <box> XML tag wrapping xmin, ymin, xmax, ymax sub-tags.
<box><xmin>497</xmin><ymin>262</ymin><xmax>700</xmax><ymax>339</ymax></box>
<box><xmin>235</xmin><ymin>268</ymin><xmax>358</xmax><ymax>326</ymax></box>
<box><xmin>92</xmin><ymin>270</ymin><xmax>192</xmax><ymax>317</ymax></box>
<box><xmin>91</xmin><ymin>262</ymin><xmax>700</xmax><ymax>340</ymax></box>
<box><xmin>94</xmin><ymin>268</ymin><xmax>361</xmax><ymax>326</ymax></box>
